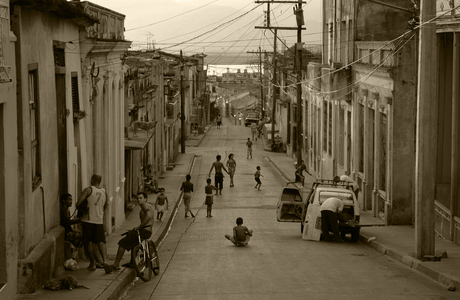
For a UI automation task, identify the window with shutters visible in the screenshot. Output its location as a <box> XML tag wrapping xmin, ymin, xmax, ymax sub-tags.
<box><xmin>338</xmin><ymin>106</ymin><xmax>344</xmax><ymax>166</ymax></box>
<box><xmin>323</xmin><ymin>100</ymin><xmax>327</xmax><ymax>153</ymax></box>
<box><xmin>72</xmin><ymin>74</ymin><xmax>80</xmax><ymax>111</ymax></box>
<box><xmin>71</xmin><ymin>73</ymin><xmax>85</xmax><ymax>122</ymax></box>
<box><xmin>29</xmin><ymin>64</ymin><xmax>41</xmax><ymax>189</ymax></box>
<box><xmin>328</xmin><ymin>102</ymin><xmax>332</xmax><ymax>156</ymax></box>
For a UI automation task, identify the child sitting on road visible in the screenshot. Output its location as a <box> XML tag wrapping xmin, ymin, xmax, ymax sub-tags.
<box><xmin>155</xmin><ymin>188</ymin><xmax>168</xmax><ymax>221</ymax></box>
<box><xmin>225</xmin><ymin>217</ymin><xmax>253</xmax><ymax>246</ymax></box>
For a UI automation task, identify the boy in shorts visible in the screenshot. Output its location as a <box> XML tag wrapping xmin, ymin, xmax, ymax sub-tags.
<box><xmin>254</xmin><ymin>166</ymin><xmax>263</xmax><ymax>190</ymax></box>
<box><xmin>155</xmin><ymin>188</ymin><xmax>168</xmax><ymax>221</ymax></box>
<box><xmin>225</xmin><ymin>217</ymin><xmax>253</xmax><ymax>246</ymax></box>
<box><xmin>205</xmin><ymin>178</ymin><xmax>217</xmax><ymax>217</ymax></box>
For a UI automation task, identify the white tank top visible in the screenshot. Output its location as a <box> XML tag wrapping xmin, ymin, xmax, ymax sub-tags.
<box><xmin>81</xmin><ymin>186</ymin><xmax>106</xmax><ymax>224</ymax></box>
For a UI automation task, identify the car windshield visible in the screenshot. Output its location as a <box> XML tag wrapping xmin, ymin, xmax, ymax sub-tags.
<box><xmin>317</xmin><ymin>191</ymin><xmax>354</xmax><ymax>205</ymax></box>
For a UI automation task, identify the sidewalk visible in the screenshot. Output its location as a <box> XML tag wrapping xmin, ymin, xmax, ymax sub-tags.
<box><xmin>266</xmin><ymin>146</ymin><xmax>460</xmax><ymax>292</ymax></box>
<box><xmin>13</xmin><ymin>128</ymin><xmax>211</xmax><ymax>300</ymax></box>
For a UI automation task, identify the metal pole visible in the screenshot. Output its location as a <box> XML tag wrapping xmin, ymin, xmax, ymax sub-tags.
<box><xmin>271</xmin><ymin>29</ymin><xmax>278</xmax><ymax>150</ymax></box>
<box><xmin>296</xmin><ymin>0</ymin><xmax>303</xmax><ymax>166</ymax></box>
<box><xmin>415</xmin><ymin>0</ymin><xmax>436</xmax><ymax>259</ymax></box>
<box><xmin>260</xmin><ymin>46</ymin><xmax>264</xmax><ymax>119</ymax></box>
<box><xmin>180</xmin><ymin>50</ymin><xmax>185</xmax><ymax>153</ymax></box>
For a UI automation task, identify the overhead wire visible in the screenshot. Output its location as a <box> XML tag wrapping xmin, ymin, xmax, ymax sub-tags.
<box><xmin>159</xmin><ymin>4</ymin><xmax>263</xmax><ymax>51</ymax></box>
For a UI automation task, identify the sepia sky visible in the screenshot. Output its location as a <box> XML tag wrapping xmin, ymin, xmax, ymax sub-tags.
<box><xmin>90</xmin><ymin>0</ymin><xmax>322</xmax><ymax>65</ymax></box>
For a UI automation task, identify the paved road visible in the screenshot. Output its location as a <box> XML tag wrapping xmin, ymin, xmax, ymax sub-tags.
<box><xmin>121</xmin><ymin>120</ymin><xmax>458</xmax><ymax>300</ymax></box>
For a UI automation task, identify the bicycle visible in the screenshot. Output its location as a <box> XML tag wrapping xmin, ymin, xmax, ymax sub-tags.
<box><xmin>122</xmin><ymin>225</ymin><xmax>160</xmax><ymax>281</ymax></box>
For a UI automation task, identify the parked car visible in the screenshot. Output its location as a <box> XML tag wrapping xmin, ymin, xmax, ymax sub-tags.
<box><xmin>276</xmin><ymin>179</ymin><xmax>361</xmax><ymax>242</ymax></box>
<box><xmin>244</xmin><ymin>113</ymin><xmax>260</xmax><ymax>127</ymax></box>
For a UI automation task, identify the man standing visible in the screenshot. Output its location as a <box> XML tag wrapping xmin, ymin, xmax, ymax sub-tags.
<box><xmin>76</xmin><ymin>174</ymin><xmax>110</xmax><ymax>272</ymax></box>
<box><xmin>109</xmin><ymin>192</ymin><xmax>153</xmax><ymax>271</ymax></box>
<box><xmin>208</xmin><ymin>155</ymin><xmax>229</xmax><ymax>196</ymax></box>
<box><xmin>180</xmin><ymin>174</ymin><xmax>195</xmax><ymax>218</ymax></box>
<box><xmin>251</xmin><ymin>122</ymin><xmax>257</xmax><ymax>141</ymax></box>
<box><xmin>320</xmin><ymin>197</ymin><xmax>344</xmax><ymax>243</ymax></box>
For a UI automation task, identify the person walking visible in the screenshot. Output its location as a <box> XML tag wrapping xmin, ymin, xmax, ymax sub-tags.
<box><xmin>320</xmin><ymin>197</ymin><xmax>344</xmax><ymax>243</ymax></box>
<box><xmin>226</xmin><ymin>153</ymin><xmax>236</xmax><ymax>187</ymax></box>
<box><xmin>246</xmin><ymin>138</ymin><xmax>253</xmax><ymax>159</ymax></box>
<box><xmin>208</xmin><ymin>154</ymin><xmax>229</xmax><ymax>195</ymax></box>
<box><xmin>254</xmin><ymin>166</ymin><xmax>263</xmax><ymax>190</ymax></box>
<box><xmin>225</xmin><ymin>217</ymin><xmax>253</xmax><ymax>246</ymax></box>
<box><xmin>251</xmin><ymin>122</ymin><xmax>257</xmax><ymax>141</ymax></box>
<box><xmin>76</xmin><ymin>174</ymin><xmax>111</xmax><ymax>272</ymax></box>
<box><xmin>154</xmin><ymin>188</ymin><xmax>168</xmax><ymax>221</ymax></box>
<box><xmin>181</xmin><ymin>174</ymin><xmax>195</xmax><ymax>218</ymax></box>
<box><xmin>108</xmin><ymin>192</ymin><xmax>154</xmax><ymax>271</ymax></box>
<box><xmin>295</xmin><ymin>160</ymin><xmax>307</xmax><ymax>186</ymax></box>
<box><xmin>216</xmin><ymin>114</ymin><xmax>222</xmax><ymax>129</ymax></box>
<box><xmin>205</xmin><ymin>178</ymin><xmax>217</xmax><ymax>217</ymax></box>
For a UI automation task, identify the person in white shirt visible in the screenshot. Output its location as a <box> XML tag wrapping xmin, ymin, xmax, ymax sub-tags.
<box><xmin>320</xmin><ymin>197</ymin><xmax>344</xmax><ymax>242</ymax></box>
<box><xmin>340</xmin><ymin>175</ymin><xmax>360</xmax><ymax>199</ymax></box>
<box><xmin>77</xmin><ymin>174</ymin><xmax>110</xmax><ymax>271</ymax></box>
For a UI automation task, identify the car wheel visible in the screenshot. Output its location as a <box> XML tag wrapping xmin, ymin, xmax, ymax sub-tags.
<box><xmin>351</xmin><ymin>231</ymin><xmax>359</xmax><ymax>243</ymax></box>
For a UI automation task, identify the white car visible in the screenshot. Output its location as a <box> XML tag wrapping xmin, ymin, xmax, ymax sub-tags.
<box><xmin>276</xmin><ymin>179</ymin><xmax>361</xmax><ymax>242</ymax></box>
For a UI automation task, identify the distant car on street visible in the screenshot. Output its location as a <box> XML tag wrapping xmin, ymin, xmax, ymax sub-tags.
<box><xmin>276</xmin><ymin>179</ymin><xmax>361</xmax><ymax>242</ymax></box>
<box><xmin>244</xmin><ymin>113</ymin><xmax>260</xmax><ymax>127</ymax></box>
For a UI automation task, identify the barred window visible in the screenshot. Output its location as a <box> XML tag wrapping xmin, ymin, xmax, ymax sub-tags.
<box><xmin>29</xmin><ymin>65</ymin><xmax>41</xmax><ymax>189</ymax></box>
<box><xmin>323</xmin><ymin>100</ymin><xmax>327</xmax><ymax>153</ymax></box>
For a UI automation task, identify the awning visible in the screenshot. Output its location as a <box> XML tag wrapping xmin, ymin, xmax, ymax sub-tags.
<box><xmin>125</xmin><ymin>131</ymin><xmax>155</xmax><ymax>150</ymax></box>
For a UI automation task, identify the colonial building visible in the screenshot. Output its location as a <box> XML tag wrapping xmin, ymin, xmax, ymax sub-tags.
<box><xmin>0</xmin><ymin>1</ymin><xmax>18</xmax><ymax>298</ymax></box>
<box><xmin>434</xmin><ymin>0</ymin><xmax>460</xmax><ymax>244</ymax></box>
<box><xmin>1</xmin><ymin>0</ymin><xmax>130</xmax><ymax>297</ymax></box>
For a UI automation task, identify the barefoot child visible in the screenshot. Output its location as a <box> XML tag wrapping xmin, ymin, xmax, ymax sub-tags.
<box><xmin>154</xmin><ymin>188</ymin><xmax>168</xmax><ymax>221</ymax></box>
<box><xmin>205</xmin><ymin>178</ymin><xmax>217</xmax><ymax>217</ymax></box>
<box><xmin>254</xmin><ymin>166</ymin><xmax>263</xmax><ymax>190</ymax></box>
<box><xmin>225</xmin><ymin>217</ymin><xmax>253</xmax><ymax>246</ymax></box>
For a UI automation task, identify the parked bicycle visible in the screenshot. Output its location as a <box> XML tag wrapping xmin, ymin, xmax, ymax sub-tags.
<box><xmin>121</xmin><ymin>225</ymin><xmax>160</xmax><ymax>281</ymax></box>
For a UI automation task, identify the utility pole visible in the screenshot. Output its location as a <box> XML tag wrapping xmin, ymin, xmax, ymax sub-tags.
<box><xmin>180</xmin><ymin>50</ymin><xmax>185</xmax><ymax>153</ymax></box>
<box><xmin>247</xmin><ymin>47</ymin><xmax>266</xmax><ymax>118</ymax></box>
<box><xmin>272</xmin><ymin>29</ymin><xmax>277</xmax><ymax>145</ymax></box>
<box><xmin>295</xmin><ymin>0</ymin><xmax>304</xmax><ymax>166</ymax></box>
<box><xmin>254</xmin><ymin>0</ymin><xmax>306</xmax><ymax>151</ymax></box>
<box><xmin>415</xmin><ymin>0</ymin><xmax>436</xmax><ymax>259</ymax></box>
<box><xmin>260</xmin><ymin>46</ymin><xmax>264</xmax><ymax>119</ymax></box>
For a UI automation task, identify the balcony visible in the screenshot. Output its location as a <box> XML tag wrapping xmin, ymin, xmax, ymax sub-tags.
<box><xmin>82</xmin><ymin>2</ymin><xmax>125</xmax><ymax>41</ymax></box>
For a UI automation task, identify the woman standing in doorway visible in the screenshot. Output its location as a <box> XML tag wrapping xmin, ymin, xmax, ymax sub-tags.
<box><xmin>226</xmin><ymin>153</ymin><xmax>236</xmax><ymax>187</ymax></box>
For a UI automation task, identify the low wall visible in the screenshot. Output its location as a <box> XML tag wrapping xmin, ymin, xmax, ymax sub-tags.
<box><xmin>17</xmin><ymin>226</ymin><xmax>65</xmax><ymax>294</ymax></box>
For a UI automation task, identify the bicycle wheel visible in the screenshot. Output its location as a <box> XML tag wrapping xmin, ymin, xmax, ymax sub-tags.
<box><xmin>148</xmin><ymin>240</ymin><xmax>160</xmax><ymax>275</ymax></box>
<box><xmin>132</xmin><ymin>244</ymin><xmax>152</xmax><ymax>282</ymax></box>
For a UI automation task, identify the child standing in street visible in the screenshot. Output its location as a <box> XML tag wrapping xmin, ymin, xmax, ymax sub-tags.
<box><xmin>205</xmin><ymin>178</ymin><xmax>217</xmax><ymax>217</ymax></box>
<box><xmin>225</xmin><ymin>217</ymin><xmax>253</xmax><ymax>246</ymax></box>
<box><xmin>254</xmin><ymin>166</ymin><xmax>263</xmax><ymax>190</ymax></box>
<box><xmin>246</xmin><ymin>138</ymin><xmax>253</xmax><ymax>159</ymax></box>
<box><xmin>154</xmin><ymin>188</ymin><xmax>168</xmax><ymax>221</ymax></box>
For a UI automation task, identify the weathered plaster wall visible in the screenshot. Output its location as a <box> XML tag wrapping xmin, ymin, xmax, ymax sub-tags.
<box><xmin>15</xmin><ymin>9</ymin><xmax>61</xmax><ymax>256</ymax></box>
<box><xmin>0</xmin><ymin>4</ymin><xmax>19</xmax><ymax>297</ymax></box>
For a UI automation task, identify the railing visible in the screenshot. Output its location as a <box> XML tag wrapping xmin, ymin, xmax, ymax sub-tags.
<box><xmin>84</xmin><ymin>2</ymin><xmax>125</xmax><ymax>40</ymax></box>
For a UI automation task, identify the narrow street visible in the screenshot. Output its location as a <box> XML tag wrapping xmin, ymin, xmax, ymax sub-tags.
<box><xmin>121</xmin><ymin>119</ymin><xmax>456</xmax><ymax>300</ymax></box>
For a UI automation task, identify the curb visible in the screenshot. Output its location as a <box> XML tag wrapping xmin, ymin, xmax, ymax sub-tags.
<box><xmin>359</xmin><ymin>233</ymin><xmax>459</xmax><ymax>290</ymax></box>
<box><xmin>195</xmin><ymin>126</ymin><xmax>211</xmax><ymax>147</ymax></box>
<box><xmin>99</xmin><ymin>155</ymin><xmax>197</xmax><ymax>300</ymax></box>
